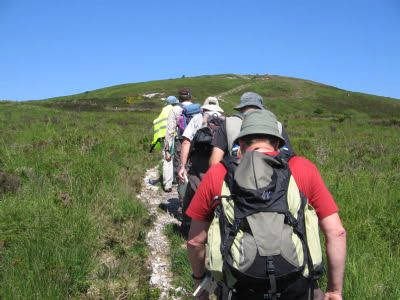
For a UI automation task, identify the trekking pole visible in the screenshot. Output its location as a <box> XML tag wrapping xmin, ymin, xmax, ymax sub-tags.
<box><xmin>193</xmin><ymin>274</ymin><xmax>217</xmax><ymax>297</ymax></box>
<box><xmin>149</xmin><ymin>138</ymin><xmax>161</xmax><ymax>153</ymax></box>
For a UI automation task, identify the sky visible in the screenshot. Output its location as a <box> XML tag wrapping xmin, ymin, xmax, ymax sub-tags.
<box><xmin>1</xmin><ymin>0</ymin><xmax>399</xmax><ymax>101</ymax></box>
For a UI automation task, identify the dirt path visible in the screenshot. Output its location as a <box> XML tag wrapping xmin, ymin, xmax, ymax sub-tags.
<box><xmin>216</xmin><ymin>82</ymin><xmax>253</xmax><ymax>102</ymax></box>
<box><xmin>138</xmin><ymin>167</ymin><xmax>184</xmax><ymax>299</ymax></box>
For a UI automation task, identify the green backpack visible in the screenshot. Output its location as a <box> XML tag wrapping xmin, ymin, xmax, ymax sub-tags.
<box><xmin>206</xmin><ymin>151</ymin><xmax>323</xmax><ymax>299</ymax></box>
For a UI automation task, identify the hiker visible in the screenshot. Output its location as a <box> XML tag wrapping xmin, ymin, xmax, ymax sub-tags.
<box><xmin>186</xmin><ymin>110</ymin><xmax>346</xmax><ymax>300</ymax></box>
<box><xmin>177</xmin><ymin>96</ymin><xmax>225</xmax><ymax>234</ymax></box>
<box><xmin>209</xmin><ymin>92</ymin><xmax>293</xmax><ymax>165</ymax></box>
<box><xmin>164</xmin><ymin>88</ymin><xmax>200</xmax><ymax>193</ymax></box>
<box><xmin>149</xmin><ymin>96</ymin><xmax>180</xmax><ymax>190</ymax></box>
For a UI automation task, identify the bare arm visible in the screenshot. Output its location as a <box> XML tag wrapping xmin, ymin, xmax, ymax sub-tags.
<box><xmin>187</xmin><ymin>220</ymin><xmax>210</xmax><ymax>299</ymax></box>
<box><xmin>209</xmin><ymin>147</ymin><xmax>225</xmax><ymax>165</ymax></box>
<box><xmin>178</xmin><ymin>138</ymin><xmax>191</xmax><ymax>181</ymax></box>
<box><xmin>320</xmin><ymin>213</ymin><xmax>346</xmax><ymax>298</ymax></box>
<box><xmin>187</xmin><ymin>220</ymin><xmax>209</xmax><ymax>277</ymax></box>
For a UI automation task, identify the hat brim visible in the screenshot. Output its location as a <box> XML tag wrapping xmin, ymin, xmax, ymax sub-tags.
<box><xmin>201</xmin><ymin>105</ymin><xmax>224</xmax><ymax>113</ymax></box>
<box><xmin>234</xmin><ymin>102</ymin><xmax>264</xmax><ymax>111</ymax></box>
<box><xmin>236</xmin><ymin>129</ymin><xmax>286</xmax><ymax>148</ymax></box>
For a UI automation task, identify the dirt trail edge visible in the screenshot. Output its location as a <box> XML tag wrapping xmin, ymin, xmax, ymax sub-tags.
<box><xmin>138</xmin><ymin>167</ymin><xmax>185</xmax><ymax>299</ymax></box>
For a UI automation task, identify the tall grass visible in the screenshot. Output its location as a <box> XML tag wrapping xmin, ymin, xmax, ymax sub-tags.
<box><xmin>0</xmin><ymin>103</ymin><xmax>159</xmax><ymax>298</ymax></box>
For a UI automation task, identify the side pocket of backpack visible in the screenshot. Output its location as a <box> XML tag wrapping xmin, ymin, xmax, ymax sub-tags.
<box><xmin>304</xmin><ymin>203</ymin><xmax>323</xmax><ymax>277</ymax></box>
<box><xmin>206</xmin><ymin>216</ymin><xmax>223</xmax><ymax>282</ymax></box>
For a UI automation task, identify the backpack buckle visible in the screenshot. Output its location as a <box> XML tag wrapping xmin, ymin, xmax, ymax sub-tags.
<box><xmin>267</xmin><ymin>259</ymin><xmax>275</xmax><ymax>274</ymax></box>
<box><xmin>264</xmin><ymin>292</ymin><xmax>281</xmax><ymax>300</ymax></box>
<box><xmin>284</xmin><ymin>213</ymin><xmax>298</xmax><ymax>228</ymax></box>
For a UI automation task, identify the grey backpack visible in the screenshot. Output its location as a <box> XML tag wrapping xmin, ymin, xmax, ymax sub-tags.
<box><xmin>206</xmin><ymin>151</ymin><xmax>323</xmax><ymax>299</ymax></box>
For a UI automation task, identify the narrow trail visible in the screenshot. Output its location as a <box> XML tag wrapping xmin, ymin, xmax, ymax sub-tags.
<box><xmin>137</xmin><ymin>79</ymin><xmax>259</xmax><ymax>299</ymax></box>
<box><xmin>138</xmin><ymin>167</ymin><xmax>184</xmax><ymax>299</ymax></box>
<box><xmin>216</xmin><ymin>82</ymin><xmax>253</xmax><ymax>101</ymax></box>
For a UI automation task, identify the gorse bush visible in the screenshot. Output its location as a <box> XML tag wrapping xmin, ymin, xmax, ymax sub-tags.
<box><xmin>124</xmin><ymin>95</ymin><xmax>145</xmax><ymax>105</ymax></box>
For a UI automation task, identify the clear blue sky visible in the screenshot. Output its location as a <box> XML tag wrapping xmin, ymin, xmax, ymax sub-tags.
<box><xmin>1</xmin><ymin>0</ymin><xmax>399</xmax><ymax>100</ymax></box>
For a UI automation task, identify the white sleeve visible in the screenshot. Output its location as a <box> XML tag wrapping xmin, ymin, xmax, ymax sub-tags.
<box><xmin>182</xmin><ymin>114</ymin><xmax>202</xmax><ymax>141</ymax></box>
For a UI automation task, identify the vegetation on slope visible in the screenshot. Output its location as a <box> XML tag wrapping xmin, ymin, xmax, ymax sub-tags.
<box><xmin>0</xmin><ymin>102</ymin><xmax>159</xmax><ymax>299</ymax></box>
<box><xmin>0</xmin><ymin>74</ymin><xmax>399</xmax><ymax>298</ymax></box>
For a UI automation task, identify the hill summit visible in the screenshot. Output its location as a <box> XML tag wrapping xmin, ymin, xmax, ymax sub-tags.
<box><xmin>40</xmin><ymin>74</ymin><xmax>400</xmax><ymax>120</ymax></box>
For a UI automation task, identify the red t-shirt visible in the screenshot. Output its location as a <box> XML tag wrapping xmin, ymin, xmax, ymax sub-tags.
<box><xmin>186</xmin><ymin>152</ymin><xmax>338</xmax><ymax>221</ymax></box>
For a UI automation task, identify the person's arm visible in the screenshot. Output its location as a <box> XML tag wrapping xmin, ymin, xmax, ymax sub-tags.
<box><xmin>320</xmin><ymin>213</ymin><xmax>347</xmax><ymax>300</ymax></box>
<box><xmin>187</xmin><ymin>220</ymin><xmax>209</xmax><ymax>277</ymax></box>
<box><xmin>178</xmin><ymin>138</ymin><xmax>191</xmax><ymax>181</ymax></box>
<box><xmin>209</xmin><ymin>122</ymin><xmax>228</xmax><ymax>165</ymax></box>
<box><xmin>209</xmin><ymin>147</ymin><xmax>225</xmax><ymax>165</ymax></box>
<box><xmin>164</xmin><ymin>109</ymin><xmax>177</xmax><ymax>150</ymax></box>
<box><xmin>187</xmin><ymin>220</ymin><xmax>210</xmax><ymax>299</ymax></box>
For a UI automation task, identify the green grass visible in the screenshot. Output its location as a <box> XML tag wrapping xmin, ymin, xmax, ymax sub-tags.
<box><xmin>1</xmin><ymin>74</ymin><xmax>400</xmax><ymax>299</ymax></box>
<box><xmin>0</xmin><ymin>102</ymin><xmax>160</xmax><ymax>299</ymax></box>
<box><xmin>164</xmin><ymin>224</ymin><xmax>193</xmax><ymax>294</ymax></box>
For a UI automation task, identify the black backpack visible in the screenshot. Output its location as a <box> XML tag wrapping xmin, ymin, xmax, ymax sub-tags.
<box><xmin>190</xmin><ymin>114</ymin><xmax>224</xmax><ymax>157</ymax></box>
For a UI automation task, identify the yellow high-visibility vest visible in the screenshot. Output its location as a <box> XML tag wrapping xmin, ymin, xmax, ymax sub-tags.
<box><xmin>151</xmin><ymin>104</ymin><xmax>173</xmax><ymax>150</ymax></box>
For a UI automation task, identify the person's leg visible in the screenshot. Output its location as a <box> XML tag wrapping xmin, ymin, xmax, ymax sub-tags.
<box><xmin>173</xmin><ymin>138</ymin><xmax>182</xmax><ymax>183</ymax></box>
<box><xmin>181</xmin><ymin>181</ymin><xmax>195</xmax><ymax>237</ymax></box>
<box><xmin>181</xmin><ymin>173</ymin><xmax>203</xmax><ymax>236</ymax></box>
<box><xmin>162</xmin><ymin>150</ymin><xmax>173</xmax><ymax>191</ymax></box>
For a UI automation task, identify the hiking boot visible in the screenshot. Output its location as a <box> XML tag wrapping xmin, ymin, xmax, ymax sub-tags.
<box><xmin>148</xmin><ymin>178</ymin><xmax>160</xmax><ymax>185</ymax></box>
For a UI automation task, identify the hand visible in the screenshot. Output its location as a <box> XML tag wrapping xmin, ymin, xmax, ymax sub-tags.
<box><xmin>164</xmin><ymin>151</ymin><xmax>171</xmax><ymax>161</ymax></box>
<box><xmin>178</xmin><ymin>166</ymin><xmax>187</xmax><ymax>182</ymax></box>
<box><xmin>194</xmin><ymin>279</ymin><xmax>209</xmax><ymax>300</ymax></box>
<box><xmin>324</xmin><ymin>291</ymin><xmax>342</xmax><ymax>300</ymax></box>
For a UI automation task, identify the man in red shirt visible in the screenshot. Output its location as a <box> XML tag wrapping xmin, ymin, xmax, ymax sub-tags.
<box><xmin>186</xmin><ymin>110</ymin><xmax>346</xmax><ymax>300</ymax></box>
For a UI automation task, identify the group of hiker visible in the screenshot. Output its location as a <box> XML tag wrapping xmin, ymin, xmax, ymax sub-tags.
<box><xmin>150</xmin><ymin>88</ymin><xmax>346</xmax><ymax>300</ymax></box>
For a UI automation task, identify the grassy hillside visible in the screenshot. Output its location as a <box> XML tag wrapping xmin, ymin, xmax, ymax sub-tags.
<box><xmin>1</xmin><ymin>74</ymin><xmax>400</xmax><ymax>299</ymax></box>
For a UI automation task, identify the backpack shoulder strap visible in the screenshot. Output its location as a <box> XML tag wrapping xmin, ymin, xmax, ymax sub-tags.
<box><xmin>276</xmin><ymin>150</ymin><xmax>294</xmax><ymax>162</ymax></box>
<box><xmin>221</xmin><ymin>155</ymin><xmax>239</xmax><ymax>191</ymax></box>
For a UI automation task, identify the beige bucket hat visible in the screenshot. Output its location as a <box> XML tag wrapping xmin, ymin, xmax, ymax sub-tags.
<box><xmin>201</xmin><ymin>96</ymin><xmax>224</xmax><ymax>113</ymax></box>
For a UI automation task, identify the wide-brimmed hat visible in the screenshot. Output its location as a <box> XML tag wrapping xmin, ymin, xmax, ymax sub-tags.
<box><xmin>201</xmin><ymin>96</ymin><xmax>224</xmax><ymax>113</ymax></box>
<box><xmin>166</xmin><ymin>95</ymin><xmax>179</xmax><ymax>105</ymax></box>
<box><xmin>234</xmin><ymin>92</ymin><xmax>265</xmax><ymax>111</ymax></box>
<box><xmin>236</xmin><ymin>110</ymin><xmax>285</xmax><ymax>147</ymax></box>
